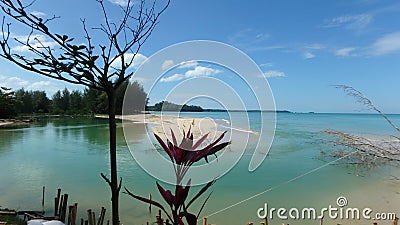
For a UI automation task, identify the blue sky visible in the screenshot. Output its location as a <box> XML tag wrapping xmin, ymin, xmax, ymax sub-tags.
<box><xmin>1</xmin><ymin>0</ymin><xmax>400</xmax><ymax>113</ymax></box>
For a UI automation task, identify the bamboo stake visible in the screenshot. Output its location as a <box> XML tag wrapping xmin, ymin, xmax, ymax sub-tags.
<box><xmin>42</xmin><ymin>186</ymin><xmax>45</xmax><ymax>214</ymax></box>
<box><xmin>67</xmin><ymin>206</ymin><xmax>73</xmax><ymax>225</ymax></box>
<box><xmin>148</xmin><ymin>194</ymin><xmax>152</xmax><ymax>214</ymax></box>
<box><xmin>58</xmin><ymin>195</ymin><xmax>64</xmax><ymax>217</ymax></box>
<box><xmin>72</xmin><ymin>203</ymin><xmax>78</xmax><ymax>225</ymax></box>
<box><xmin>156</xmin><ymin>209</ymin><xmax>163</xmax><ymax>225</ymax></box>
<box><xmin>55</xmin><ymin>188</ymin><xmax>61</xmax><ymax>217</ymax></box>
<box><xmin>98</xmin><ymin>207</ymin><xmax>106</xmax><ymax>225</ymax></box>
<box><xmin>87</xmin><ymin>209</ymin><xmax>93</xmax><ymax>225</ymax></box>
<box><xmin>260</xmin><ymin>217</ymin><xmax>268</xmax><ymax>225</ymax></box>
<box><xmin>203</xmin><ymin>217</ymin><xmax>207</xmax><ymax>225</ymax></box>
<box><xmin>92</xmin><ymin>211</ymin><xmax>96</xmax><ymax>225</ymax></box>
<box><xmin>60</xmin><ymin>194</ymin><xmax>69</xmax><ymax>223</ymax></box>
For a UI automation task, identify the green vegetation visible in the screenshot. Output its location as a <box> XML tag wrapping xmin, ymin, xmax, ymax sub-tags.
<box><xmin>0</xmin><ymin>81</ymin><xmax>147</xmax><ymax>118</ymax></box>
<box><xmin>147</xmin><ymin>101</ymin><xmax>204</xmax><ymax>112</ymax></box>
<box><xmin>0</xmin><ymin>214</ymin><xmax>25</xmax><ymax>225</ymax></box>
<box><xmin>0</xmin><ymin>87</ymin><xmax>17</xmax><ymax>118</ymax></box>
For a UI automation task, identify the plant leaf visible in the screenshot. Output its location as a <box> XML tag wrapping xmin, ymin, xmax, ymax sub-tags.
<box><xmin>183</xmin><ymin>212</ymin><xmax>197</xmax><ymax>225</ymax></box>
<box><xmin>170</xmin><ymin>128</ymin><xmax>177</xmax><ymax>146</ymax></box>
<box><xmin>124</xmin><ymin>187</ymin><xmax>165</xmax><ymax>211</ymax></box>
<box><xmin>157</xmin><ymin>182</ymin><xmax>174</xmax><ymax>207</ymax></box>
<box><xmin>154</xmin><ymin>133</ymin><xmax>173</xmax><ymax>160</ymax></box>
<box><xmin>186</xmin><ymin>179</ymin><xmax>215</xmax><ymax>208</ymax></box>
<box><xmin>194</xmin><ymin>142</ymin><xmax>230</xmax><ymax>163</ymax></box>
<box><xmin>196</xmin><ymin>192</ymin><xmax>212</xmax><ymax>219</ymax></box>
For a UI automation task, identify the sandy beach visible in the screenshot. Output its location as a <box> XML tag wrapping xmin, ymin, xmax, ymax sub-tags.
<box><xmin>0</xmin><ymin>119</ymin><xmax>29</xmax><ymax>128</ymax></box>
<box><xmin>98</xmin><ymin>113</ymin><xmax>224</xmax><ymax>142</ymax></box>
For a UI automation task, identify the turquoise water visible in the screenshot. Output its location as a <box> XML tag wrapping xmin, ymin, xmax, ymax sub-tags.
<box><xmin>0</xmin><ymin>113</ymin><xmax>399</xmax><ymax>225</ymax></box>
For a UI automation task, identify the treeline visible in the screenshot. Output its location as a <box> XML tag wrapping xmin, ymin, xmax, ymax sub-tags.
<box><xmin>147</xmin><ymin>101</ymin><xmax>204</xmax><ymax>112</ymax></box>
<box><xmin>0</xmin><ymin>81</ymin><xmax>147</xmax><ymax>119</ymax></box>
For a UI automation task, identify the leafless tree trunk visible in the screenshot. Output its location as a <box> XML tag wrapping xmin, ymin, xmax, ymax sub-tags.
<box><xmin>0</xmin><ymin>1</ymin><xmax>170</xmax><ymax>224</ymax></box>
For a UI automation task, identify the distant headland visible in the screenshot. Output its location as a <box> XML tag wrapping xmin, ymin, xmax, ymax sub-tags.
<box><xmin>146</xmin><ymin>101</ymin><xmax>292</xmax><ymax>113</ymax></box>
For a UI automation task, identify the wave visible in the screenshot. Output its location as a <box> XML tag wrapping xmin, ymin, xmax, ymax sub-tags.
<box><xmin>219</xmin><ymin>125</ymin><xmax>259</xmax><ymax>135</ymax></box>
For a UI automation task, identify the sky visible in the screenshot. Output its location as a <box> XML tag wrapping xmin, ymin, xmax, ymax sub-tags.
<box><xmin>1</xmin><ymin>0</ymin><xmax>400</xmax><ymax>113</ymax></box>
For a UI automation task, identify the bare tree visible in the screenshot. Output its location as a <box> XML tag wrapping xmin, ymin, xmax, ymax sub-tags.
<box><xmin>0</xmin><ymin>0</ymin><xmax>170</xmax><ymax>224</ymax></box>
<box><xmin>321</xmin><ymin>85</ymin><xmax>400</xmax><ymax>170</ymax></box>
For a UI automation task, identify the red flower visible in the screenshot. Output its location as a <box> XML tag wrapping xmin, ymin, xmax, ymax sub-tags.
<box><xmin>125</xmin><ymin>128</ymin><xmax>230</xmax><ymax>225</ymax></box>
<box><xmin>154</xmin><ymin>128</ymin><xmax>230</xmax><ymax>181</ymax></box>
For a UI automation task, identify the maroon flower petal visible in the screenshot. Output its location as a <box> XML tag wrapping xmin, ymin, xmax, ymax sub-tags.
<box><xmin>154</xmin><ymin>133</ymin><xmax>173</xmax><ymax>160</ymax></box>
<box><xmin>191</xmin><ymin>133</ymin><xmax>209</xmax><ymax>151</ymax></box>
<box><xmin>174</xmin><ymin>179</ymin><xmax>191</xmax><ymax>208</ymax></box>
<box><xmin>156</xmin><ymin>182</ymin><xmax>174</xmax><ymax>207</ymax></box>
<box><xmin>170</xmin><ymin>128</ymin><xmax>178</xmax><ymax>146</ymax></box>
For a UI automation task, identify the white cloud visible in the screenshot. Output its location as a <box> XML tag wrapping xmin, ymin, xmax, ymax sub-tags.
<box><xmin>369</xmin><ymin>32</ymin><xmax>400</xmax><ymax>55</ymax></box>
<box><xmin>30</xmin><ymin>11</ymin><xmax>46</xmax><ymax>17</ymax></box>
<box><xmin>108</xmin><ymin>0</ymin><xmax>129</xmax><ymax>6</ymax></box>
<box><xmin>303</xmin><ymin>52</ymin><xmax>315</xmax><ymax>59</ymax></box>
<box><xmin>304</xmin><ymin>44</ymin><xmax>326</xmax><ymax>50</ymax></box>
<box><xmin>27</xmin><ymin>81</ymin><xmax>52</xmax><ymax>90</ymax></box>
<box><xmin>228</xmin><ymin>29</ymin><xmax>274</xmax><ymax>52</ymax></box>
<box><xmin>12</xmin><ymin>34</ymin><xmax>57</xmax><ymax>53</ymax></box>
<box><xmin>161</xmin><ymin>59</ymin><xmax>174</xmax><ymax>70</ymax></box>
<box><xmin>323</xmin><ymin>13</ymin><xmax>373</xmax><ymax>30</ymax></box>
<box><xmin>0</xmin><ymin>75</ymin><xmax>29</xmax><ymax>87</ymax></box>
<box><xmin>263</xmin><ymin>70</ymin><xmax>286</xmax><ymax>78</ymax></box>
<box><xmin>336</xmin><ymin>47</ymin><xmax>357</xmax><ymax>57</ymax></box>
<box><xmin>259</xmin><ymin>62</ymin><xmax>274</xmax><ymax>67</ymax></box>
<box><xmin>177</xmin><ymin>60</ymin><xmax>198</xmax><ymax>69</ymax></box>
<box><xmin>110</xmin><ymin>53</ymin><xmax>148</xmax><ymax>69</ymax></box>
<box><xmin>0</xmin><ymin>74</ymin><xmax>67</xmax><ymax>94</ymax></box>
<box><xmin>160</xmin><ymin>66</ymin><xmax>222</xmax><ymax>82</ymax></box>
<box><xmin>160</xmin><ymin>73</ymin><xmax>185</xmax><ymax>83</ymax></box>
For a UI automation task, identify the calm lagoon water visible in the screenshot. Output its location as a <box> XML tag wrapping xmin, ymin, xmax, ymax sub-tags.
<box><xmin>1</xmin><ymin>112</ymin><xmax>400</xmax><ymax>225</ymax></box>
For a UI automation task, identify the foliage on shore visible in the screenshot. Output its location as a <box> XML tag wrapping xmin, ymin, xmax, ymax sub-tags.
<box><xmin>0</xmin><ymin>81</ymin><xmax>146</xmax><ymax>118</ymax></box>
<box><xmin>0</xmin><ymin>214</ymin><xmax>25</xmax><ymax>225</ymax></box>
<box><xmin>147</xmin><ymin>101</ymin><xmax>204</xmax><ymax>112</ymax></box>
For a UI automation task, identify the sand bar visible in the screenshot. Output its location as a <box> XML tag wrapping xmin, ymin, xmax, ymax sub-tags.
<box><xmin>98</xmin><ymin>113</ymin><xmax>224</xmax><ymax>142</ymax></box>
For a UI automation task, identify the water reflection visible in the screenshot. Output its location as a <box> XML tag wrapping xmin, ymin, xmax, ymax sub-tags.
<box><xmin>0</xmin><ymin>129</ymin><xmax>23</xmax><ymax>154</ymax></box>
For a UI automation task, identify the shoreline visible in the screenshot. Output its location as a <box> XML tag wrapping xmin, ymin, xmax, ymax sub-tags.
<box><xmin>98</xmin><ymin>113</ymin><xmax>225</xmax><ymax>142</ymax></box>
<box><xmin>0</xmin><ymin>119</ymin><xmax>30</xmax><ymax>129</ymax></box>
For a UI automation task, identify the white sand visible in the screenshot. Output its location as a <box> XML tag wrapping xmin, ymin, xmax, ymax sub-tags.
<box><xmin>125</xmin><ymin>114</ymin><xmax>223</xmax><ymax>142</ymax></box>
<box><xmin>98</xmin><ymin>114</ymin><xmax>224</xmax><ymax>142</ymax></box>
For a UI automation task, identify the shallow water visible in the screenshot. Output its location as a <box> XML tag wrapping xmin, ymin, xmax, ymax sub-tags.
<box><xmin>0</xmin><ymin>113</ymin><xmax>399</xmax><ymax>225</ymax></box>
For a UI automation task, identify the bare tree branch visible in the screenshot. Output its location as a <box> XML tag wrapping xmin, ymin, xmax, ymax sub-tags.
<box><xmin>335</xmin><ymin>85</ymin><xmax>400</xmax><ymax>133</ymax></box>
<box><xmin>321</xmin><ymin>86</ymin><xmax>400</xmax><ymax>170</ymax></box>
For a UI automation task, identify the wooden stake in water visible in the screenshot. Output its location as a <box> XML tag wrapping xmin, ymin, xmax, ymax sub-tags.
<box><xmin>55</xmin><ymin>188</ymin><xmax>61</xmax><ymax>217</ymax></box>
<box><xmin>42</xmin><ymin>186</ymin><xmax>45</xmax><ymax>214</ymax></box>
<box><xmin>260</xmin><ymin>217</ymin><xmax>268</xmax><ymax>225</ymax></box>
<box><xmin>394</xmin><ymin>217</ymin><xmax>399</xmax><ymax>225</ymax></box>
<box><xmin>203</xmin><ymin>217</ymin><xmax>207</xmax><ymax>225</ymax></box>
<box><xmin>149</xmin><ymin>194</ymin><xmax>152</xmax><ymax>214</ymax></box>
